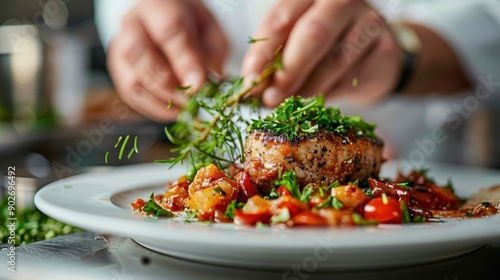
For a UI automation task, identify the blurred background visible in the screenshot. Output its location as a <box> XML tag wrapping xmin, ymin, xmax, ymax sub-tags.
<box><xmin>0</xmin><ymin>0</ymin><xmax>172</xmax><ymax>200</ymax></box>
<box><xmin>1</xmin><ymin>0</ymin><xmax>499</xmax><ymax>200</ymax></box>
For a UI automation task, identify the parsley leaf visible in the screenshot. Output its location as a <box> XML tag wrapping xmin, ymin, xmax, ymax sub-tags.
<box><xmin>143</xmin><ymin>193</ymin><xmax>173</xmax><ymax>217</ymax></box>
<box><xmin>275</xmin><ymin>171</ymin><xmax>301</xmax><ymax>198</ymax></box>
<box><xmin>213</xmin><ymin>186</ymin><xmax>227</xmax><ymax>196</ymax></box>
<box><xmin>224</xmin><ymin>200</ymin><xmax>244</xmax><ymax>219</ymax></box>
<box><xmin>300</xmin><ymin>185</ymin><xmax>314</xmax><ymax>203</ymax></box>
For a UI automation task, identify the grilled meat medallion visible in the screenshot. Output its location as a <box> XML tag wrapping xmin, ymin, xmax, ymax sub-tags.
<box><xmin>239</xmin><ymin>129</ymin><xmax>384</xmax><ymax>193</ymax></box>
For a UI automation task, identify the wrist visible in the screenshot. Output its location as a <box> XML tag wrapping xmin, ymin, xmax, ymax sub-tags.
<box><xmin>390</xmin><ymin>23</ymin><xmax>422</xmax><ymax>94</ymax></box>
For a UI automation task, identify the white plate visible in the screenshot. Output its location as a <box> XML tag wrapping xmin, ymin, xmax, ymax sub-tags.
<box><xmin>35</xmin><ymin>161</ymin><xmax>500</xmax><ymax>270</ymax></box>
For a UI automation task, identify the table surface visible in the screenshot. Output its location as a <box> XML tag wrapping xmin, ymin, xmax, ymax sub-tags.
<box><xmin>2</xmin><ymin>233</ymin><xmax>500</xmax><ymax>280</ymax></box>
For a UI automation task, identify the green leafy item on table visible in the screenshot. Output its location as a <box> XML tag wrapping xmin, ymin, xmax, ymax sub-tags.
<box><xmin>0</xmin><ymin>196</ymin><xmax>81</xmax><ymax>245</ymax></box>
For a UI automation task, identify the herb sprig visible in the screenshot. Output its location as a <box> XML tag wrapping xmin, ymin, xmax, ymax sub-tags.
<box><xmin>156</xmin><ymin>59</ymin><xmax>280</xmax><ymax>179</ymax></box>
<box><xmin>249</xmin><ymin>96</ymin><xmax>377</xmax><ymax>140</ymax></box>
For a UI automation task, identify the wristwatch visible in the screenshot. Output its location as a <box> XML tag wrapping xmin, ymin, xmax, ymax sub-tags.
<box><xmin>391</xmin><ymin>23</ymin><xmax>422</xmax><ymax>93</ymax></box>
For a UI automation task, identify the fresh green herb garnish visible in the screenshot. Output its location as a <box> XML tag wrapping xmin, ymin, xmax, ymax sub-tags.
<box><xmin>275</xmin><ymin>171</ymin><xmax>301</xmax><ymax>198</ymax></box>
<box><xmin>352</xmin><ymin>213</ymin><xmax>378</xmax><ymax>226</ymax></box>
<box><xmin>143</xmin><ymin>193</ymin><xmax>173</xmax><ymax>217</ymax></box>
<box><xmin>332</xmin><ymin>197</ymin><xmax>344</xmax><ymax>210</ymax></box>
<box><xmin>481</xmin><ymin>202</ymin><xmax>491</xmax><ymax>207</ymax></box>
<box><xmin>317</xmin><ymin>196</ymin><xmax>332</xmax><ymax>209</ymax></box>
<box><xmin>326</xmin><ymin>180</ymin><xmax>340</xmax><ymax>190</ymax></box>
<box><xmin>400</xmin><ymin>201</ymin><xmax>411</xmax><ymax>223</ymax></box>
<box><xmin>412</xmin><ymin>216</ymin><xmax>427</xmax><ymax>223</ymax></box>
<box><xmin>381</xmin><ymin>193</ymin><xmax>389</xmax><ymax>204</ymax></box>
<box><xmin>364</xmin><ymin>188</ymin><xmax>373</xmax><ymax>198</ymax></box>
<box><xmin>156</xmin><ymin>59</ymin><xmax>280</xmax><ymax>179</ymax></box>
<box><xmin>248</xmin><ymin>36</ymin><xmax>269</xmax><ymax>44</ymax></box>
<box><xmin>464</xmin><ymin>212</ymin><xmax>474</xmax><ymax>217</ymax></box>
<box><xmin>224</xmin><ymin>200</ymin><xmax>244</xmax><ymax>219</ymax></box>
<box><xmin>185</xmin><ymin>209</ymin><xmax>198</xmax><ymax>219</ymax></box>
<box><xmin>397</xmin><ymin>182</ymin><xmax>411</xmax><ymax>190</ymax></box>
<box><xmin>213</xmin><ymin>187</ymin><xmax>227</xmax><ymax>196</ymax></box>
<box><xmin>250</xmin><ymin>96</ymin><xmax>377</xmax><ymax>140</ymax></box>
<box><xmin>265</xmin><ymin>188</ymin><xmax>280</xmax><ymax>200</ymax></box>
<box><xmin>0</xmin><ymin>196</ymin><xmax>81</xmax><ymax>245</ymax></box>
<box><xmin>300</xmin><ymin>185</ymin><xmax>314</xmax><ymax>203</ymax></box>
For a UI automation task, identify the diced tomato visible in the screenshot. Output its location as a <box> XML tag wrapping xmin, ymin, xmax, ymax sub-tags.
<box><xmin>292</xmin><ymin>211</ymin><xmax>328</xmax><ymax>226</ymax></box>
<box><xmin>234</xmin><ymin>171</ymin><xmax>259</xmax><ymax>202</ymax></box>
<box><xmin>234</xmin><ymin>195</ymin><xmax>272</xmax><ymax>225</ymax></box>
<box><xmin>271</xmin><ymin>195</ymin><xmax>308</xmax><ymax>217</ymax></box>
<box><xmin>364</xmin><ymin>197</ymin><xmax>402</xmax><ymax>223</ymax></box>
<box><xmin>276</xmin><ymin>186</ymin><xmax>292</xmax><ymax>197</ymax></box>
<box><xmin>131</xmin><ymin>198</ymin><xmax>145</xmax><ymax>210</ymax></box>
<box><xmin>234</xmin><ymin>209</ymin><xmax>272</xmax><ymax>225</ymax></box>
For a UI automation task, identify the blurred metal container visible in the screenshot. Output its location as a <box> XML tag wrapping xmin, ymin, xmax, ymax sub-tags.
<box><xmin>0</xmin><ymin>24</ymin><xmax>47</xmax><ymax>133</ymax></box>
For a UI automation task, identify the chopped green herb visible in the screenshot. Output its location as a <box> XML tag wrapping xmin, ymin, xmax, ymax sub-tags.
<box><xmin>275</xmin><ymin>171</ymin><xmax>301</xmax><ymax>198</ymax></box>
<box><xmin>332</xmin><ymin>197</ymin><xmax>344</xmax><ymax>210</ymax></box>
<box><xmin>364</xmin><ymin>188</ymin><xmax>373</xmax><ymax>198</ymax></box>
<box><xmin>224</xmin><ymin>200</ymin><xmax>244</xmax><ymax>219</ymax></box>
<box><xmin>248</xmin><ymin>36</ymin><xmax>269</xmax><ymax>44</ymax></box>
<box><xmin>265</xmin><ymin>188</ymin><xmax>280</xmax><ymax>200</ymax></box>
<box><xmin>381</xmin><ymin>193</ymin><xmax>389</xmax><ymax>205</ymax></box>
<box><xmin>464</xmin><ymin>211</ymin><xmax>474</xmax><ymax>217</ymax></box>
<box><xmin>114</xmin><ymin>136</ymin><xmax>123</xmax><ymax>148</ymax></box>
<box><xmin>326</xmin><ymin>180</ymin><xmax>340</xmax><ymax>190</ymax></box>
<box><xmin>271</xmin><ymin>208</ymin><xmax>291</xmax><ymax>223</ymax></box>
<box><xmin>118</xmin><ymin>135</ymin><xmax>130</xmax><ymax>160</ymax></box>
<box><xmin>482</xmin><ymin>202</ymin><xmax>491</xmax><ymax>207</ymax></box>
<box><xmin>400</xmin><ymin>201</ymin><xmax>411</xmax><ymax>223</ymax></box>
<box><xmin>412</xmin><ymin>216</ymin><xmax>427</xmax><ymax>223</ymax></box>
<box><xmin>318</xmin><ymin>186</ymin><xmax>325</xmax><ymax>197</ymax></box>
<box><xmin>185</xmin><ymin>209</ymin><xmax>198</xmax><ymax>219</ymax></box>
<box><xmin>176</xmin><ymin>85</ymin><xmax>192</xmax><ymax>91</ymax></box>
<box><xmin>213</xmin><ymin>187</ymin><xmax>227</xmax><ymax>196</ymax></box>
<box><xmin>397</xmin><ymin>182</ymin><xmax>411</xmax><ymax>190</ymax></box>
<box><xmin>167</xmin><ymin>99</ymin><xmax>173</xmax><ymax>110</ymax></box>
<box><xmin>249</xmin><ymin>96</ymin><xmax>377</xmax><ymax>140</ymax></box>
<box><xmin>351</xmin><ymin>180</ymin><xmax>359</xmax><ymax>186</ymax></box>
<box><xmin>352</xmin><ymin>213</ymin><xmax>378</xmax><ymax>226</ymax></box>
<box><xmin>104</xmin><ymin>152</ymin><xmax>109</xmax><ymax>164</ymax></box>
<box><xmin>143</xmin><ymin>193</ymin><xmax>173</xmax><ymax>217</ymax></box>
<box><xmin>317</xmin><ymin>196</ymin><xmax>332</xmax><ymax>209</ymax></box>
<box><xmin>300</xmin><ymin>185</ymin><xmax>314</xmax><ymax>203</ymax></box>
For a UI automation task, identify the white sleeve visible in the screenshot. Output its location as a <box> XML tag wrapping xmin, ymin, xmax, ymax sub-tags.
<box><xmin>398</xmin><ymin>0</ymin><xmax>500</xmax><ymax>86</ymax></box>
<box><xmin>94</xmin><ymin>0</ymin><xmax>138</xmax><ymax>50</ymax></box>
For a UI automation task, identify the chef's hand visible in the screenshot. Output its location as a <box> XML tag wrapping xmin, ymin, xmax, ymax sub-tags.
<box><xmin>108</xmin><ymin>0</ymin><xmax>228</xmax><ymax>121</ymax></box>
<box><xmin>242</xmin><ymin>0</ymin><xmax>398</xmax><ymax>106</ymax></box>
<box><xmin>242</xmin><ymin>0</ymin><xmax>469</xmax><ymax>107</ymax></box>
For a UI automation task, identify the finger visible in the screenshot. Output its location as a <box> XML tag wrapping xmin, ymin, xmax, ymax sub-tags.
<box><xmin>298</xmin><ymin>10</ymin><xmax>386</xmax><ymax>97</ymax></box>
<box><xmin>112</xmin><ymin>17</ymin><xmax>188</xmax><ymax>108</ymax></box>
<box><xmin>327</xmin><ymin>30</ymin><xmax>401</xmax><ymax>104</ymax></box>
<box><xmin>263</xmin><ymin>0</ymin><xmax>360</xmax><ymax>107</ymax></box>
<box><xmin>241</xmin><ymin>0</ymin><xmax>313</xmax><ymax>81</ymax></box>
<box><xmin>108</xmin><ymin>22</ymin><xmax>182</xmax><ymax>122</ymax></box>
<box><xmin>189</xmin><ymin>0</ymin><xmax>229</xmax><ymax>76</ymax></box>
<box><xmin>139</xmin><ymin>0</ymin><xmax>206</xmax><ymax>90</ymax></box>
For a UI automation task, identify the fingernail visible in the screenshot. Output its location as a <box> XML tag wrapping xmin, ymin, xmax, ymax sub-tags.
<box><xmin>183</xmin><ymin>71</ymin><xmax>204</xmax><ymax>90</ymax></box>
<box><xmin>243</xmin><ymin>73</ymin><xmax>258</xmax><ymax>88</ymax></box>
<box><xmin>263</xmin><ymin>87</ymin><xmax>282</xmax><ymax>107</ymax></box>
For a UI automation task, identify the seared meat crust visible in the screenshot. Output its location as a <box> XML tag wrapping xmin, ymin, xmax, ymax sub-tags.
<box><xmin>240</xmin><ymin>129</ymin><xmax>384</xmax><ymax>193</ymax></box>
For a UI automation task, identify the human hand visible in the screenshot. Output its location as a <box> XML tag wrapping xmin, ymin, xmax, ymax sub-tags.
<box><xmin>108</xmin><ymin>0</ymin><xmax>228</xmax><ymax>121</ymax></box>
<box><xmin>242</xmin><ymin>0</ymin><xmax>401</xmax><ymax>107</ymax></box>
